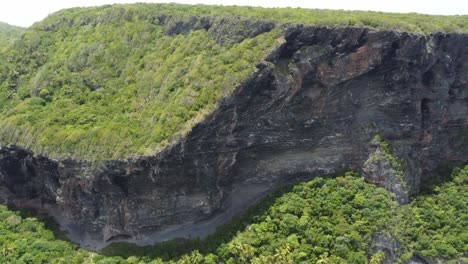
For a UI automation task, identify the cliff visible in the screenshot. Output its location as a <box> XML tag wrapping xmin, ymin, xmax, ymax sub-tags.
<box><xmin>1</xmin><ymin>21</ymin><xmax>467</xmax><ymax>249</ymax></box>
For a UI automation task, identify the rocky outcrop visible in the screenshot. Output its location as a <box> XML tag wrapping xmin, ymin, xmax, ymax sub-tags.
<box><xmin>0</xmin><ymin>26</ymin><xmax>467</xmax><ymax>247</ymax></box>
<box><xmin>362</xmin><ymin>136</ymin><xmax>409</xmax><ymax>204</ymax></box>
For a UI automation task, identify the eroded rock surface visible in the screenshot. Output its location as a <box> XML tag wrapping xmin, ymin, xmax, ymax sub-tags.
<box><xmin>0</xmin><ymin>26</ymin><xmax>467</xmax><ymax>247</ymax></box>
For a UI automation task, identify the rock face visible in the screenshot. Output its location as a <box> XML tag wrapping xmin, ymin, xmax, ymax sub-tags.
<box><xmin>362</xmin><ymin>136</ymin><xmax>410</xmax><ymax>204</ymax></box>
<box><xmin>0</xmin><ymin>26</ymin><xmax>467</xmax><ymax>247</ymax></box>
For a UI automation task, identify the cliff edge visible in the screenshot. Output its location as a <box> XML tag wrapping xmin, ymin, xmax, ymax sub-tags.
<box><xmin>0</xmin><ymin>5</ymin><xmax>467</xmax><ymax>249</ymax></box>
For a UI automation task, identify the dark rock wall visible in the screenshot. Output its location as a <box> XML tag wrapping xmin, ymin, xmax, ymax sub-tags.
<box><xmin>0</xmin><ymin>26</ymin><xmax>467</xmax><ymax>244</ymax></box>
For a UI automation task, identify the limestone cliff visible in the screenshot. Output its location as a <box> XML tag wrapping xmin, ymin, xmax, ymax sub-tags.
<box><xmin>0</xmin><ymin>26</ymin><xmax>467</xmax><ymax>248</ymax></box>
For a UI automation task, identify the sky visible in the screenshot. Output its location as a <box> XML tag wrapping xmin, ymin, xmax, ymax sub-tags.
<box><xmin>1</xmin><ymin>0</ymin><xmax>467</xmax><ymax>27</ymax></box>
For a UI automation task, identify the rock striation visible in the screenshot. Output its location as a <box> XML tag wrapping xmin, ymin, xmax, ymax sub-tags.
<box><xmin>0</xmin><ymin>26</ymin><xmax>467</xmax><ymax>247</ymax></box>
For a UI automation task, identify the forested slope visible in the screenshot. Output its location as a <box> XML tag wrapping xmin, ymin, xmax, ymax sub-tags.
<box><xmin>0</xmin><ymin>5</ymin><xmax>280</xmax><ymax>160</ymax></box>
<box><xmin>0</xmin><ymin>3</ymin><xmax>467</xmax><ymax>160</ymax></box>
<box><xmin>0</xmin><ymin>22</ymin><xmax>24</xmax><ymax>48</ymax></box>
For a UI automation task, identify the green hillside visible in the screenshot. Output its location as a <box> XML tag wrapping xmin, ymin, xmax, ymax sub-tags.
<box><xmin>0</xmin><ymin>22</ymin><xmax>24</xmax><ymax>48</ymax></box>
<box><xmin>1</xmin><ymin>167</ymin><xmax>467</xmax><ymax>263</ymax></box>
<box><xmin>0</xmin><ymin>3</ymin><xmax>467</xmax><ymax>160</ymax></box>
<box><xmin>36</xmin><ymin>3</ymin><xmax>468</xmax><ymax>34</ymax></box>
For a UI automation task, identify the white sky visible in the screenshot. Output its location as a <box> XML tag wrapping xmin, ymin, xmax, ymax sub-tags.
<box><xmin>1</xmin><ymin>0</ymin><xmax>468</xmax><ymax>27</ymax></box>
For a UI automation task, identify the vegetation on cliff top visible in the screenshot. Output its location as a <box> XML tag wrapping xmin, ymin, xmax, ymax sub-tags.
<box><xmin>1</xmin><ymin>167</ymin><xmax>467</xmax><ymax>263</ymax></box>
<box><xmin>0</xmin><ymin>3</ymin><xmax>467</xmax><ymax>160</ymax></box>
<box><xmin>0</xmin><ymin>4</ymin><xmax>282</xmax><ymax>160</ymax></box>
<box><xmin>32</xmin><ymin>3</ymin><xmax>468</xmax><ymax>34</ymax></box>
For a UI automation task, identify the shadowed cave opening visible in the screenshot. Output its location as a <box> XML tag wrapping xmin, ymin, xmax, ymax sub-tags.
<box><xmin>106</xmin><ymin>234</ymin><xmax>132</xmax><ymax>242</ymax></box>
<box><xmin>112</xmin><ymin>176</ymin><xmax>129</xmax><ymax>196</ymax></box>
<box><xmin>421</xmin><ymin>98</ymin><xmax>431</xmax><ymax>129</ymax></box>
<box><xmin>422</xmin><ymin>70</ymin><xmax>435</xmax><ymax>87</ymax></box>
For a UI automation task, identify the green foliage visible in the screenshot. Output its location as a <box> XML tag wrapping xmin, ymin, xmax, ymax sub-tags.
<box><xmin>0</xmin><ymin>205</ymin><xmax>124</xmax><ymax>263</ymax></box>
<box><xmin>419</xmin><ymin>160</ymin><xmax>465</xmax><ymax>194</ymax></box>
<box><xmin>0</xmin><ymin>22</ymin><xmax>24</xmax><ymax>49</ymax></box>
<box><xmin>39</xmin><ymin>3</ymin><xmax>468</xmax><ymax>35</ymax></box>
<box><xmin>1</xmin><ymin>4</ymin><xmax>467</xmax><ymax>160</ymax></box>
<box><xmin>213</xmin><ymin>173</ymin><xmax>395</xmax><ymax>263</ymax></box>
<box><xmin>0</xmin><ymin>5</ymin><xmax>281</xmax><ymax>160</ymax></box>
<box><xmin>393</xmin><ymin>166</ymin><xmax>468</xmax><ymax>262</ymax></box>
<box><xmin>0</xmin><ymin>169</ymin><xmax>467</xmax><ymax>263</ymax></box>
<box><xmin>370</xmin><ymin>251</ymin><xmax>385</xmax><ymax>264</ymax></box>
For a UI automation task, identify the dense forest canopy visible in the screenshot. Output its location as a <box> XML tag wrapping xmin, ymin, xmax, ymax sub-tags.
<box><xmin>0</xmin><ymin>5</ymin><xmax>281</xmax><ymax>160</ymax></box>
<box><xmin>0</xmin><ymin>22</ymin><xmax>24</xmax><ymax>49</ymax></box>
<box><xmin>33</xmin><ymin>3</ymin><xmax>468</xmax><ymax>34</ymax></box>
<box><xmin>0</xmin><ymin>3</ymin><xmax>467</xmax><ymax>160</ymax></box>
<box><xmin>1</xmin><ymin>167</ymin><xmax>467</xmax><ymax>263</ymax></box>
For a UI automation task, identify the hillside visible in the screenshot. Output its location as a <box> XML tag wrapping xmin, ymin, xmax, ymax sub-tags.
<box><xmin>0</xmin><ymin>22</ymin><xmax>24</xmax><ymax>48</ymax></box>
<box><xmin>0</xmin><ymin>5</ymin><xmax>280</xmax><ymax>160</ymax></box>
<box><xmin>0</xmin><ymin>3</ymin><xmax>467</xmax><ymax>263</ymax></box>
<box><xmin>1</xmin><ymin>168</ymin><xmax>466</xmax><ymax>263</ymax></box>
<box><xmin>0</xmin><ymin>4</ymin><xmax>467</xmax><ymax>160</ymax></box>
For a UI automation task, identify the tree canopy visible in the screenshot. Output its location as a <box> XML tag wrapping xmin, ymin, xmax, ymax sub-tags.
<box><xmin>0</xmin><ymin>4</ymin><xmax>467</xmax><ymax>160</ymax></box>
<box><xmin>0</xmin><ymin>22</ymin><xmax>24</xmax><ymax>49</ymax></box>
<box><xmin>1</xmin><ymin>168</ymin><xmax>467</xmax><ymax>263</ymax></box>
